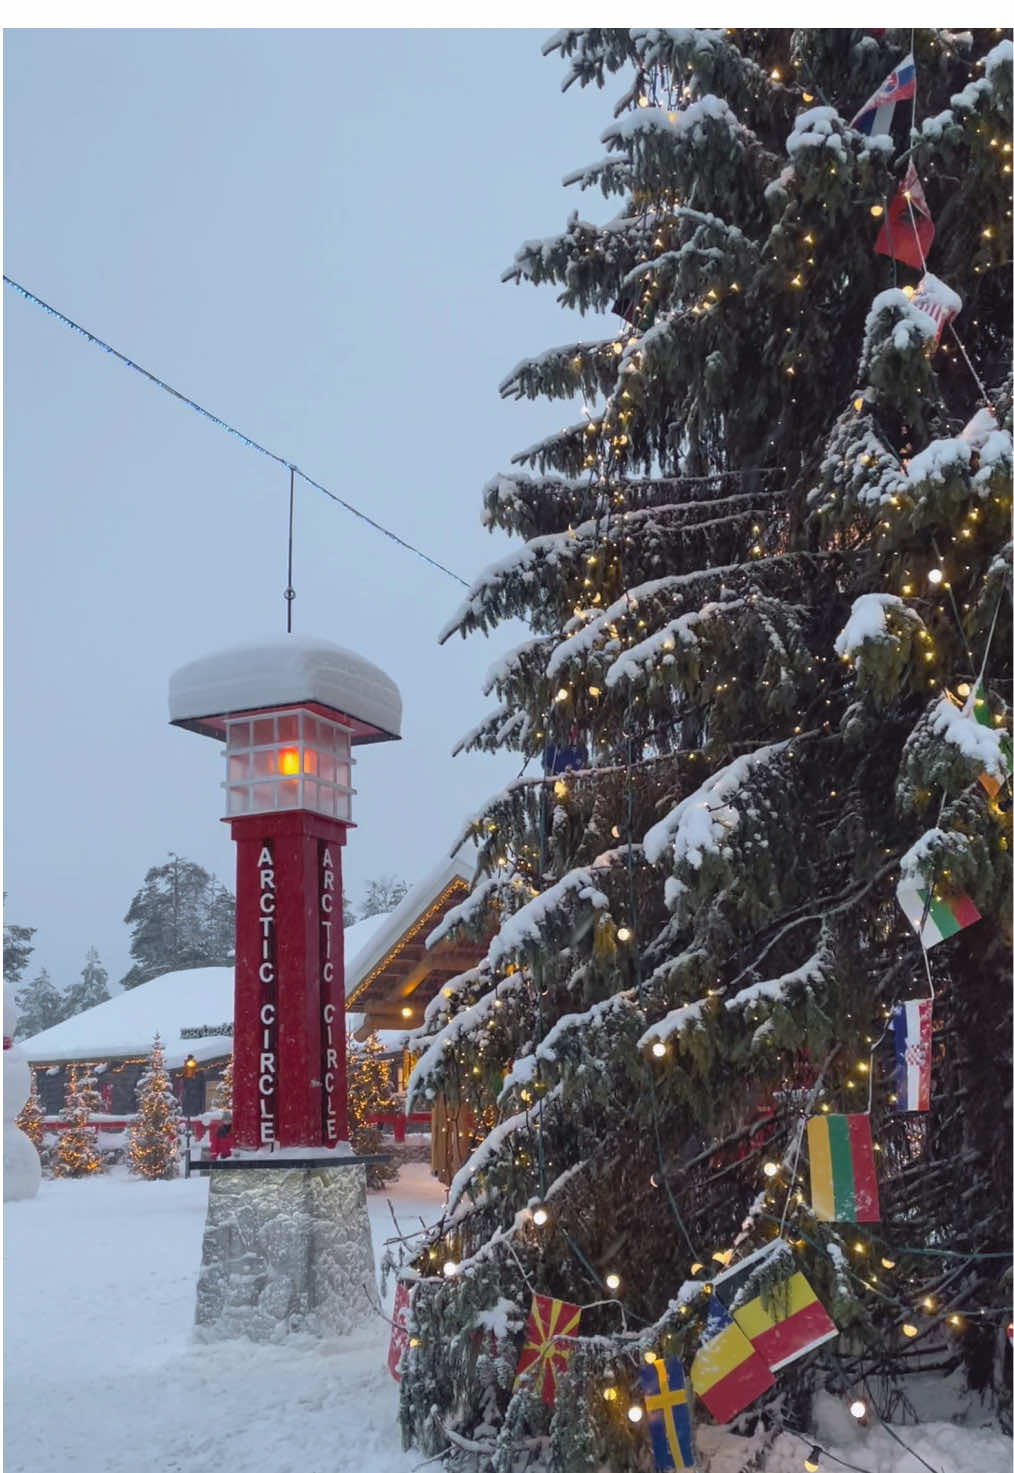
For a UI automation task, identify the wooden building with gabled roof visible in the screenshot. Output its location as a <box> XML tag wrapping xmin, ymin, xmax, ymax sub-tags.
<box><xmin>345</xmin><ymin>851</ymin><xmax>483</xmax><ymax>1038</ymax></box>
<box><xmin>345</xmin><ymin>849</ymin><xmax>488</xmax><ymax>1183</ymax></box>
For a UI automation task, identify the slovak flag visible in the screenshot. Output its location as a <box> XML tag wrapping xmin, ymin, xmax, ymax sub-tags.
<box><xmin>892</xmin><ymin>999</ymin><xmax>932</xmax><ymax>1113</ymax></box>
<box><xmin>851</xmin><ymin>53</ymin><xmax>916</xmax><ymax>136</ymax></box>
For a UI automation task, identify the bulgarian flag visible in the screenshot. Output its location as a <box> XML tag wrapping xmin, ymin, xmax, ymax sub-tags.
<box><xmin>896</xmin><ymin>881</ymin><xmax>981</xmax><ymax>948</ymax></box>
<box><xmin>892</xmin><ymin>999</ymin><xmax>932</xmax><ymax>1113</ymax></box>
<box><xmin>690</xmin><ymin>1296</ymin><xmax>774</xmax><ymax>1423</ymax></box>
<box><xmin>807</xmin><ymin>1113</ymin><xmax>880</xmax><ymax>1223</ymax></box>
<box><xmin>513</xmin><ymin>1293</ymin><xmax>581</xmax><ymax>1406</ymax></box>
<box><xmin>712</xmin><ymin>1243</ymin><xmax>837</xmax><ymax>1373</ymax></box>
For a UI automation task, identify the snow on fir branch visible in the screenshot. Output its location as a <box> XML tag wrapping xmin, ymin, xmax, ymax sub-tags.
<box><xmin>643</xmin><ymin>740</ymin><xmax>788</xmax><ymax>871</ymax></box>
<box><xmin>446</xmin><ymin>1108</ymin><xmax>528</xmax><ymax>1213</ymax></box>
<box><xmin>487</xmin><ymin>867</ymin><xmax>610</xmax><ymax>972</ymax></box>
<box><xmin>833</xmin><ymin>592</ymin><xmax>924</xmax><ymax>663</ymax></box>
<box><xmin>724</xmin><ymin>933</ymin><xmax>833</xmax><ymax>1016</ymax></box>
<box><xmin>786</xmin><ymin>106</ymin><xmax>848</xmax><ymax>158</ymax></box>
<box><xmin>605</xmin><ymin>597</ymin><xmax>747</xmax><ymax>686</ymax></box>
<box><xmin>427</xmin><ymin>870</ymin><xmax>534</xmax><ymax>951</ymax></box>
<box><xmin>500</xmin><ymin>991</ymin><xmax>642</xmax><ymax>1100</ymax></box>
<box><xmin>407</xmin><ymin>969</ymin><xmax>529</xmax><ymax>1110</ymax></box>
<box><xmin>417</xmin><ymin>964</ymin><xmax>487</xmax><ymax>1029</ymax></box>
<box><xmin>897</xmin><ymin>826</ymin><xmax>977</xmax><ymax>888</ymax></box>
<box><xmin>601</xmin><ymin>97</ymin><xmax>737</xmax><ymax>149</ymax></box>
<box><xmin>928</xmin><ymin>694</ymin><xmax>1009</xmax><ymax>782</ymax></box>
<box><xmin>546</xmin><ymin>565</ymin><xmax>748</xmax><ymax>680</ymax></box>
<box><xmin>860</xmin><ymin>289</ymin><xmax>938</xmax><ymax>366</ymax></box>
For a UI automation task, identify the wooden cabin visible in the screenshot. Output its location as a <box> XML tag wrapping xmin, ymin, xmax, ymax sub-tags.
<box><xmin>344</xmin><ymin>850</ymin><xmax>487</xmax><ymax>1182</ymax></box>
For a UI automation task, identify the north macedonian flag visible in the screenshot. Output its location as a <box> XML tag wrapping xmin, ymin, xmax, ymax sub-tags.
<box><xmin>513</xmin><ymin>1293</ymin><xmax>581</xmax><ymax>1406</ymax></box>
<box><xmin>807</xmin><ymin>1113</ymin><xmax>880</xmax><ymax>1223</ymax></box>
<box><xmin>638</xmin><ymin>1356</ymin><xmax>695</xmax><ymax>1470</ymax></box>
<box><xmin>690</xmin><ymin>1297</ymin><xmax>774</xmax><ymax>1423</ymax></box>
<box><xmin>711</xmin><ymin>1243</ymin><xmax>838</xmax><ymax>1374</ymax></box>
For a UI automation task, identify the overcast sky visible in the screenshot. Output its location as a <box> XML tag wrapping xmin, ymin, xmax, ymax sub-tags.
<box><xmin>3</xmin><ymin>28</ymin><xmax>624</xmax><ymax>997</ymax></box>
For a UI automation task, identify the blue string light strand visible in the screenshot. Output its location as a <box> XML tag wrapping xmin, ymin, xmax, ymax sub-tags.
<box><xmin>3</xmin><ymin>274</ymin><xmax>469</xmax><ymax>589</ymax></box>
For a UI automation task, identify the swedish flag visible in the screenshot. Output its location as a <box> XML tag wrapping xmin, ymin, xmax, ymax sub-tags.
<box><xmin>637</xmin><ymin>1355</ymin><xmax>695</xmax><ymax>1470</ymax></box>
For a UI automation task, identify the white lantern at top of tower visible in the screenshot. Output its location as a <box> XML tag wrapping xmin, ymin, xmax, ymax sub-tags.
<box><xmin>169</xmin><ymin>634</ymin><xmax>401</xmax><ymax>822</ymax></box>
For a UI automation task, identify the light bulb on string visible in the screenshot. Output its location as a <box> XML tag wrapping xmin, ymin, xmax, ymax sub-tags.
<box><xmin>849</xmin><ymin>1398</ymin><xmax>867</xmax><ymax>1421</ymax></box>
<box><xmin>627</xmin><ymin>1405</ymin><xmax>644</xmax><ymax>1423</ymax></box>
<box><xmin>804</xmin><ymin>1450</ymin><xmax>822</xmax><ymax>1472</ymax></box>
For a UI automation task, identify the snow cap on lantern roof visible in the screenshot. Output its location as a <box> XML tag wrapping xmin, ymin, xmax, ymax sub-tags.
<box><xmin>169</xmin><ymin>634</ymin><xmax>402</xmax><ymax>745</ymax></box>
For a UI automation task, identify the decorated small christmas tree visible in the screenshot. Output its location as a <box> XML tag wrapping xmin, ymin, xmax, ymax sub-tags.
<box><xmin>212</xmin><ymin>1054</ymin><xmax>233</xmax><ymax>1112</ymax></box>
<box><xmin>347</xmin><ymin>1033</ymin><xmax>397</xmax><ymax>1187</ymax></box>
<box><xmin>53</xmin><ymin>1066</ymin><xmax>103</xmax><ymax>1177</ymax></box>
<box><xmin>15</xmin><ymin>1070</ymin><xmax>45</xmax><ymax>1153</ymax></box>
<box><xmin>127</xmin><ymin>1035</ymin><xmax>181</xmax><ymax>1180</ymax></box>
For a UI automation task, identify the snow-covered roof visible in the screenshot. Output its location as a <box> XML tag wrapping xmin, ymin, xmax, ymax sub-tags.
<box><xmin>21</xmin><ymin>967</ymin><xmax>235</xmax><ymax>1069</ymax></box>
<box><xmin>169</xmin><ymin>633</ymin><xmax>402</xmax><ymax>744</ymax></box>
<box><xmin>20</xmin><ymin>913</ymin><xmax>399</xmax><ymax>1068</ymax></box>
<box><xmin>345</xmin><ymin>848</ymin><xmax>477</xmax><ymax>1004</ymax></box>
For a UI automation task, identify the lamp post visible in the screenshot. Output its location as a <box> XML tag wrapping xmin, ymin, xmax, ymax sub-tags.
<box><xmin>182</xmin><ymin>1052</ymin><xmax>197</xmax><ymax>1177</ymax></box>
<box><xmin>169</xmin><ymin>635</ymin><xmax>402</xmax><ymax>1153</ymax></box>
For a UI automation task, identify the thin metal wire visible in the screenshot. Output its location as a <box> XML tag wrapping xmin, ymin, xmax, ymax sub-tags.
<box><xmin>285</xmin><ymin>466</ymin><xmax>296</xmax><ymax>633</ymax></box>
<box><xmin>3</xmin><ymin>274</ymin><xmax>470</xmax><ymax>588</ymax></box>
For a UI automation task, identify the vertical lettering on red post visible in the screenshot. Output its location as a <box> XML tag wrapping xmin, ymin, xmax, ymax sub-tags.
<box><xmin>256</xmin><ymin>842</ymin><xmax>277</xmax><ymax>1145</ymax></box>
<box><xmin>319</xmin><ymin>841</ymin><xmax>340</xmax><ymax>1143</ymax></box>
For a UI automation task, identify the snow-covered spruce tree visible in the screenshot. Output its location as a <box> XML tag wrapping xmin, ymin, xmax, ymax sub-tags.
<box><xmin>53</xmin><ymin>1067</ymin><xmax>103</xmax><ymax>1177</ymax></box>
<box><xmin>401</xmin><ymin>28</ymin><xmax>1012</xmax><ymax>1470</ymax></box>
<box><xmin>127</xmin><ymin>1036</ymin><xmax>181</xmax><ymax>1180</ymax></box>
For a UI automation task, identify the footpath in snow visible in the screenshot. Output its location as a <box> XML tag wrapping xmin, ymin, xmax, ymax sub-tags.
<box><xmin>4</xmin><ymin>1163</ymin><xmax>1010</xmax><ymax>1473</ymax></box>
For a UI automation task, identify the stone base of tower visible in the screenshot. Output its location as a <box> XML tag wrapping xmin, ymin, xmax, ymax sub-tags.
<box><xmin>193</xmin><ymin>1159</ymin><xmax>376</xmax><ymax>1342</ymax></box>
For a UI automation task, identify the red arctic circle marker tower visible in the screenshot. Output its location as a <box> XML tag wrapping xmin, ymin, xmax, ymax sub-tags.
<box><xmin>169</xmin><ymin>635</ymin><xmax>401</xmax><ymax>1152</ymax></box>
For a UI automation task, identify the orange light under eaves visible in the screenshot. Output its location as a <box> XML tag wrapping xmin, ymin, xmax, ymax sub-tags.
<box><xmin>278</xmin><ymin>747</ymin><xmax>300</xmax><ymax>776</ymax></box>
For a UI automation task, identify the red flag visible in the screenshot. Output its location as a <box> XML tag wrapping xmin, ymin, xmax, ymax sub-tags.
<box><xmin>875</xmin><ymin>162</ymin><xmax>934</xmax><ymax>270</ymax></box>
<box><xmin>387</xmin><ymin>1279</ymin><xmax>411</xmax><ymax>1381</ymax></box>
<box><xmin>513</xmin><ymin>1293</ymin><xmax>582</xmax><ymax>1406</ymax></box>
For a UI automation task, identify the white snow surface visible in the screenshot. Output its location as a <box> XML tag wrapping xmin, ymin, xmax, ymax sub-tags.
<box><xmin>5</xmin><ymin>1168</ymin><xmax>1010</xmax><ymax>1473</ymax></box>
<box><xmin>169</xmin><ymin>633</ymin><xmax>402</xmax><ymax>740</ymax></box>
<box><xmin>3</xmin><ymin>1163</ymin><xmax>446</xmax><ymax>1473</ymax></box>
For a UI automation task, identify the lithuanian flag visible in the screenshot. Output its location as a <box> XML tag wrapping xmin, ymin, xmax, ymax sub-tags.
<box><xmin>690</xmin><ymin>1297</ymin><xmax>774</xmax><ymax>1423</ymax></box>
<box><xmin>711</xmin><ymin>1243</ymin><xmax>838</xmax><ymax>1374</ymax></box>
<box><xmin>807</xmin><ymin>1113</ymin><xmax>880</xmax><ymax>1223</ymax></box>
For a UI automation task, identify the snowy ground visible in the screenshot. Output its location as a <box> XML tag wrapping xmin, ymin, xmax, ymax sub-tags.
<box><xmin>4</xmin><ymin>1165</ymin><xmax>1010</xmax><ymax>1473</ymax></box>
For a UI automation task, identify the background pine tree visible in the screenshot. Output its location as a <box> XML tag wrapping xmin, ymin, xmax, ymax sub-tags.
<box><xmin>127</xmin><ymin>1035</ymin><xmax>181</xmax><ymax>1179</ymax></box>
<box><xmin>401</xmin><ymin>27</ymin><xmax>1012</xmax><ymax>1470</ymax></box>
<box><xmin>63</xmin><ymin>947</ymin><xmax>111</xmax><ymax>1017</ymax></box>
<box><xmin>52</xmin><ymin>1067</ymin><xmax>103</xmax><ymax>1177</ymax></box>
<box><xmin>120</xmin><ymin>854</ymin><xmax>235</xmax><ymax>990</ymax></box>
<box><xmin>3</xmin><ymin>909</ymin><xmax>36</xmax><ymax>992</ymax></box>
<box><xmin>14</xmin><ymin>966</ymin><xmax>70</xmax><ymax>1039</ymax></box>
